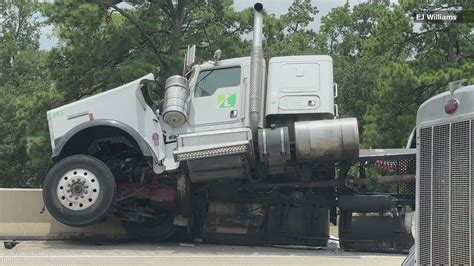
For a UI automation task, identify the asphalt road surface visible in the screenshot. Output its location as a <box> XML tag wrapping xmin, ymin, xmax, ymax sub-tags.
<box><xmin>0</xmin><ymin>240</ymin><xmax>406</xmax><ymax>266</ymax></box>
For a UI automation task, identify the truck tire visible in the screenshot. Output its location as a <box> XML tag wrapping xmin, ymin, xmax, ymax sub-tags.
<box><xmin>42</xmin><ymin>155</ymin><xmax>116</xmax><ymax>227</ymax></box>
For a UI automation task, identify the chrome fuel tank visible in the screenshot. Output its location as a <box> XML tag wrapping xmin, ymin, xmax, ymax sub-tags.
<box><xmin>294</xmin><ymin>118</ymin><xmax>359</xmax><ymax>162</ymax></box>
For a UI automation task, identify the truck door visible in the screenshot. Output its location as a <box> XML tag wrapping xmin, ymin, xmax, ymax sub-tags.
<box><xmin>189</xmin><ymin>65</ymin><xmax>244</xmax><ymax>128</ymax></box>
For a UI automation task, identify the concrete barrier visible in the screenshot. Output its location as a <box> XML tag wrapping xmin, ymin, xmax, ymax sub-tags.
<box><xmin>0</xmin><ymin>188</ymin><xmax>128</xmax><ymax>240</ymax></box>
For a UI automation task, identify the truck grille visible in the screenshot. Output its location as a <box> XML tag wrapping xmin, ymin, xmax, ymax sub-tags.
<box><xmin>419</xmin><ymin>120</ymin><xmax>472</xmax><ymax>265</ymax></box>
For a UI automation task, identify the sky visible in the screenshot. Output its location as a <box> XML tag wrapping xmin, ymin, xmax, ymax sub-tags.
<box><xmin>39</xmin><ymin>0</ymin><xmax>369</xmax><ymax>50</ymax></box>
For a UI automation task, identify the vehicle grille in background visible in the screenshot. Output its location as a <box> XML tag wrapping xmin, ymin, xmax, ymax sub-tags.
<box><xmin>419</xmin><ymin>120</ymin><xmax>472</xmax><ymax>265</ymax></box>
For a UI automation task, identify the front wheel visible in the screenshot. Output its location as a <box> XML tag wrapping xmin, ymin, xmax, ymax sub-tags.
<box><xmin>42</xmin><ymin>155</ymin><xmax>116</xmax><ymax>227</ymax></box>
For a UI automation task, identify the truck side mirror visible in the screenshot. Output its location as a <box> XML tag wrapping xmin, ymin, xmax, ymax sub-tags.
<box><xmin>213</xmin><ymin>49</ymin><xmax>222</xmax><ymax>61</ymax></box>
<box><xmin>185</xmin><ymin>45</ymin><xmax>196</xmax><ymax>68</ymax></box>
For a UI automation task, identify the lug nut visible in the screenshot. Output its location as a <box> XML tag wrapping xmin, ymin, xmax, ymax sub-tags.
<box><xmin>67</xmin><ymin>189</ymin><xmax>70</xmax><ymax>192</ymax></box>
<box><xmin>80</xmin><ymin>195</ymin><xmax>84</xmax><ymax>198</ymax></box>
<box><xmin>67</xmin><ymin>184</ymin><xmax>71</xmax><ymax>187</ymax></box>
<box><xmin>85</xmin><ymin>186</ymin><xmax>89</xmax><ymax>188</ymax></box>
<box><xmin>75</xmin><ymin>197</ymin><xmax>78</xmax><ymax>200</ymax></box>
<box><xmin>85</xmin><ymin>191</ymin><xmax>88</xmax><ymax>194</ymax></box>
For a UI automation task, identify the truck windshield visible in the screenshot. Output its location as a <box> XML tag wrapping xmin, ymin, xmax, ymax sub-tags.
<box><xmin>194</xmin><ymin>66</ymin><xmax>241</xmax><ymax>97</ymax></box>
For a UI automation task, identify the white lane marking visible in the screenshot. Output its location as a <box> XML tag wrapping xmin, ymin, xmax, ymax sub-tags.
<box><xmin>0</xmin><ymin>255</ymin><xmax>404</xmax><ymax>259</ymax></box>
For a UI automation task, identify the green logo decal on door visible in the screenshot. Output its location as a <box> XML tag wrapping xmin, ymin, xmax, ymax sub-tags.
<box><xmin>217</xmin><ymin>93</ymin><xmax>237</xmax><ymax>108</ymax></box>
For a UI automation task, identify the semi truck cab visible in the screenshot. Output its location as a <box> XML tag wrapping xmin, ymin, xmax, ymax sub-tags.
<box><xmin>42</xmin><ymin>3</ymin><xmax>364</xmax><ymax>246</ymax></box>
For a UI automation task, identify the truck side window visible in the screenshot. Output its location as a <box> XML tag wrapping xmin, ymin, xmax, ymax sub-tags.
<box><xmin>194</xmin><ymin>66</ymin><xmax>241</xmax><ymax>97</ymax></box>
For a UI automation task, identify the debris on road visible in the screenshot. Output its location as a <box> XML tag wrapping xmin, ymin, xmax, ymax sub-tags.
<box><xmin>179</xmin><ymin>242</ymin><xmax>195</xmax><ymax>247</ymax></box>
<box><xmin>4</xmin><ymin>240</ymin><xmax>19</xmax><ymax>249</ymax></box>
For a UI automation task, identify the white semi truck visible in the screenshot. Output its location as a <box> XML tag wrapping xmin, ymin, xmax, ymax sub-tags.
<box><xmin>42</xmin><ymin>3</ymin><xmax>413</xmax><ymax>246</ymax></box>
<box><xmin>402</xmin><ymin>79</ymin><xmax>474</xmax><ymax>265</ymax></box>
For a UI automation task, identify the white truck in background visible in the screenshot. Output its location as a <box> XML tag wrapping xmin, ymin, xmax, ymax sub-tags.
<box><xmin>403</xmin><ymin>79</ymin><xmax>474</xmax><ymax>265</ymax></box>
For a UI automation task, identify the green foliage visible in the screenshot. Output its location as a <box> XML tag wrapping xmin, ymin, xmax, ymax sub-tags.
<box><xmin>282</xmin><ymin>0</ymin><xmax>318</xmax><ymax>33</ymax></box>
<box><xmin>0</xmin><ymin>0</ymin><xmax>472</xmax><ymax>187</ymax></box>
<box><xmin>318</xmin><ymin>1</ymin><xmax>473</xmax><ymax>148</ymax></box>
<box><xmin>0</xmin><ymin>0</ymin><xmax>56</xmax><ymax>187</ymax></box>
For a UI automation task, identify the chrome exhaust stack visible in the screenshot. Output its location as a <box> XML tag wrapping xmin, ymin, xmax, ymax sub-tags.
<box><xmin>249</xmin><ymin>3</ymin><xmax>264</xmax><ymax>139</ymax></box>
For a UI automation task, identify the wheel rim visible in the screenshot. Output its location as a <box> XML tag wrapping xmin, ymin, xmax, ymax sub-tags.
<box><xmin>56</xmin><ymin>168</ymin><xmax>100</xmax><ymax>211</ymax></box>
